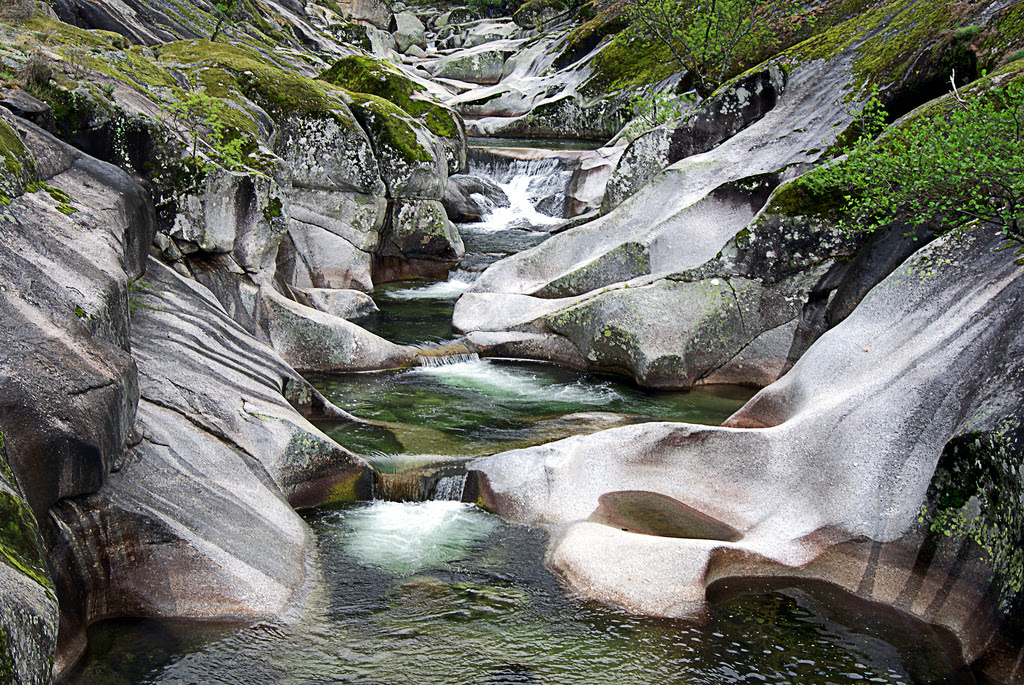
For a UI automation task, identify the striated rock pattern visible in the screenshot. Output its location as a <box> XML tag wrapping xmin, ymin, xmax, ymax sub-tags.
<box><xmin>0</xmin><ymin>106</ymin><xmax>379</xmax><ymax>677</ymax></box>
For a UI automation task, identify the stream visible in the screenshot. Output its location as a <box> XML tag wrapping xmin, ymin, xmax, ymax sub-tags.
<box><xmin>68</xmin><ymin>145</ymin><xmax>975</xmax><ymax>685</ymax></box>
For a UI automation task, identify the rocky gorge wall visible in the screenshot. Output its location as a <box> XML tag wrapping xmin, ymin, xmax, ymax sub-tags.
<box><xmin>0</xmin><ymin>0</ymin><xmax>1023</xmax><ymax>681</ymax></box>
<box><xmin>0</xmin><ymin>0</ymin><xmax>478</xmax><ymax>677</ymax></box>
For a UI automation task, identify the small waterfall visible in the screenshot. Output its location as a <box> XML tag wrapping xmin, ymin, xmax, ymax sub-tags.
<box><xmin>431</xmin><ymin>474</ymin><xmax>468</xmax><ymax>502</ymax></box>
<box><xmin>374</xmin><ymin>465</ymin><xmax>474</xmax><ymax>503</ymax></box>
<box><xmin>465</xmin><ymin>150</ymin><xmax>574</xmax><ymax>228</ymax></box>
<box><xmin>419</xmin><ymin>353</ymin><xmax>481</xmax><ymax>367</ymax></box>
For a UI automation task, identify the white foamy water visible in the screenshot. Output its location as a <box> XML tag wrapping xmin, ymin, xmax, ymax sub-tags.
<box><xmin>340</xmin><ymin>501</ymin><xmax>496</xmax><ymax>575</ymax></box>
<box><xmin>467</xmin><ymin>157</ymin><xmax>570</xmax><ymax>232</ymax></box>
<box><xmin>412</xmin><ymin>358</ymin><xmax>623</xmax><ymax>406</ymax></box>
<box><xmin>387</xmin><ymin>271</ymin><xmax>477</xmax><ymax>300</ymax></box>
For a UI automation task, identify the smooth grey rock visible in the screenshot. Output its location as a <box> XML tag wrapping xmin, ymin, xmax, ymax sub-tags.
<box><xmin>0</xmin><ymin>115</ymin><xmax>152</xmax><ymax>523</ymax></box>
<box><xmin>391</xmin><ymin>11</ymin><xmax>426</xmax><ymax>53</ymax></box>
<box><xmin>256</xmin><ymin>287</ymin><xmax>417</xmax><ymax>372</ymax></box>
<box><xmin>0</xmin><ymin>89</ymin><xmax>54</xmax><ymax>132</ymax></box>
<box><xmin>283</xmin><ymin>204</ymin><xmax>381</xmax><ymax>292</ymax></box>
<box><xmin>442</xmin><ymin>173</ymin><xmax>510</xmax><ymax>222</ymax></box>
<box><xmin>604</xmin><ymin>66</ymin><xmax>787</xmax><ymax>211</ymax></box>
<box><xmin>433</xmin><ymin>46</ymin><xmax>510</xmax><ymax>84</ymax></box>
<box><xmin>300</xmin><ymin>287</ymin><xmax>379</xmax><ymax>320</ymax></box>
<box><xmin>456</xmin><ymin>269</ymin><xmax>820</xmax><ymax>389</ymax></box>
<box><xmin>462</xmin><ymin>20</ymin><xmax>519</xmax><ymax>47</ymax></box>
<box><xmin>46</xmin><ymin>257</ymin><xmax>378</xmax><ymax>673</ymax></box>
<box><xmin>471</xmin><ymin>226</ymin><xmax>1024</xmax><ymax>651</ymax></box>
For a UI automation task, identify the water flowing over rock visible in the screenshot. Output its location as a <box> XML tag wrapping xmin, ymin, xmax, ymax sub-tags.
<box><xmin>471</xmin><ymin>225</ymin><xmax>1024</xmax><ymax>662</ymax></box>
<box><xmin>3</xmin><ymin>0</ymin><xmax>1024</xmax><ymax>677</ymax></box>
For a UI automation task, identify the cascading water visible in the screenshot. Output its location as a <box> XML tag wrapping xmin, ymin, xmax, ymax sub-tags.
<box><xmin>432</xmin><ymin>473</ymin><xmax>468</xmax><ymax>501</ymax></box>
<box><xmin>70</xmin><ymin>140</ymin><xmax>974</xmax><ymax>685</ymax></box>
<box><xmin>465</xmin><ymin>155</ymin><xmax>572</xmax><ymax>231</ymax></box>
<box><xmin>419</xmin><ymin>353</ymin><xmax>481</xmax><ymax>367</ymax></box>
<box><xmin>455</xmin><ymin>151</ymin><xmax>575</xmax><ymax>272</ymax></box>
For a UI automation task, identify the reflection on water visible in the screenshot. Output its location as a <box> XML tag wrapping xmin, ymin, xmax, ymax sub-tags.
<box><xmin>310</xmin><ymin>359</ymin><xmax>754</xmax><ymax>460</ymax></box>
<box><xmin>71</xmin><ymin>501</ymin><xmax>971</xmax><ymax>685</ymax></box>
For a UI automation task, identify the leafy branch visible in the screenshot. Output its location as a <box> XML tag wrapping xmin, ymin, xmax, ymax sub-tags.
<box><xmin>801</xmin><ymin>76</ymin><xmax>1024</xmax><ymax>258</ymax></box>
<box><xmin>621</xmin><ymin>0</ymin><xmax>804</xmax><ymax>97</ymax></box>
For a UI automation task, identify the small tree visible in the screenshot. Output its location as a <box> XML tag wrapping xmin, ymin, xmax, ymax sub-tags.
<box><xmin>622</xmin><ymin>0</ymin><xmax>797</xmax><ymax>98</ymax></box>
<box><xmin>162</xmin><ymin>90</ymin><xmax>249</xmax><ymax>171</ymax></box>
<box><xmin>211</xmin><ymin>0</ymin><xmax>240</xmax><ymax>41</ymax></box>
<box><xmin>803</xmin><ymin>77</ymin><xmax>1024</xmax><ymax>252</ymax></box>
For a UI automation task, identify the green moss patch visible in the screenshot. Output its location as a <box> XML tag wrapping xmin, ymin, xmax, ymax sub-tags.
<box><xmin>922</xmin><ymin>430</ymin><xmax>1024</xmax><ymax>624</ymax></box>
<box><xmin>584</xmin><ymin>31</ymin><xmax>679</xmax><ymax>94</ymax></box>
<box><xmin>319</xmin><ymin>55</ymin><xmax>461</xmax><ymax>139</ymax></box>
<box><xmin>0</xmin><ymin>428</ymin><xmax>52</xmax><ymax>591</ymax></box>
<box><xmin>158</xmin><ymin>40</ymin><xmax>341</xmax><ymax>120</ymax></box>
<box><xmin>348</xmin><ymin>93</ymin><xmax>433</xmax><ymax>164</ymax></box>
<box><xmin>0</xmin><ymin>117</ymin><xmax>28</xmax><ymax>186</ymax></box>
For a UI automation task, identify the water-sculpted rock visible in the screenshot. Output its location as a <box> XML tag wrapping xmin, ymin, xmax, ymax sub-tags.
<box><xmin>471</xmin><ymin>226</ymin><xmax>1024</xmax><ymax>663</ymax></box>
<box><xmin>0</xmin><ymin>108</ymin><xmax>379</xmax><ymax>676</ymax></box>
<box><xmin>442</xmin><ymin>173</ymin><xmax>511</xmax><ymax>222</ymax></box>
<box><xmin>603</xmin><ymin>66</ymin><xmax>787</xmax><ymax>211</ymax></box>
<box><xmin>453</xmin><ymin>26</ymin><xmax>901</xmax><ymax>390</ymax></box>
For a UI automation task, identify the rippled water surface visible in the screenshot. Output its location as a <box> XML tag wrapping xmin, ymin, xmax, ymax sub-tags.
<box><xmin>311</xmin><ymin>359</ymin><xmax>753</xmax><ymax>461</ymax></box>
<box><xmin>72</xmin><ymin>501</ymin><xmax>968</xmax><ymax>685</ymax></box>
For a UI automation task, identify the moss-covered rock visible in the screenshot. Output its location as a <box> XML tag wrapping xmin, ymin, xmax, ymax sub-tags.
<box><xmin>0</xmin><ymin>109</ymin><xmax>35</xmax><ymax>200</ymax></box>
<box><xmin>921</xmin><ymin>429</ymin><xmax>1024</xmax><ymax>630</ymax></box>
<box><xmin>347</xmin><ymin>93</ymin><xmax>446</xmax><ymax>196</ymax></box>
<box><xmin>0</xmin><ymin>428</ymin><xmax>58</xmax><ymax>685</ymax></box>
<box><xmin>157</xmin><ymin>40</ymin><xmax>343</xmax><ymax>121</ymax></box>
<box><xmin>513</xmin><ymin>0</ymin><xmax>569</xmax><ymax>28</ymax></box>
<box><xmin>433</xmin><ymin>47</ymin><xmax>510</xmax><ymax>85</ymax></box>
<box><xmin>319</xmin><ymin>55</ymin><xmax>466</xmax><ymax>172</ymax></box>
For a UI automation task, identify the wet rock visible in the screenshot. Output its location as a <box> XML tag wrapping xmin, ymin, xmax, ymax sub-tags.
<box><xmin>590</xmin><ymin>491</ymin><xmax>743</xmax><ymax>541</ymax></box>
<box><xmin>0</xmin><ymin>429</ymin><xmax>58</xmax><ymax>685</ymax></box>
<box><xmin>442</xmin><ymin>173</ymin><xmax>510</xmax><ymax>222</ymax></box>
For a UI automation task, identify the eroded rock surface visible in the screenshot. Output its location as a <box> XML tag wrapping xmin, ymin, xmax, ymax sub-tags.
<box><xmin>471</xmin><ymin>226</ymin><xmax>1024</xmax><ymax>663</ymax></box>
